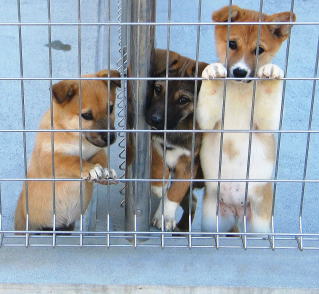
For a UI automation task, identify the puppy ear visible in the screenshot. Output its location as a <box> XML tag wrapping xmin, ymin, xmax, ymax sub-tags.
<box><xmin>96</xmin><ymin>69</ymin><xmax>121</xmax><ymax>88</ymax></box>
<box><xmin>153</xmin><ymin>49</ymin><xmax>181</xmax><ymax>76</ymax></box>
<box><xmin>52</xmin><ymin>80</ymin><xmax>78</xmax><ymax>104</ymax></box>
<box><xmin>268</xmin><ymin>12</ymin><xmax>296</xmax><ymax>39</ymax></box>
<box><xmin>212</xmin><ymin>5</ymin><xmax>241</xmax><ymax>22</ymax></box>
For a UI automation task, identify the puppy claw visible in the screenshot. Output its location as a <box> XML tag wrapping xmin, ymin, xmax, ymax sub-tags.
<box><xmin>84</xmin><ymin>165</ymin><xmax>118</xmax><ymax>185</ymax></box>
<box><xmin>257</xmin><ymin>64</ymin><xmax>284</xmax><ymax>80</ymax></box>
<box><xmin>86</xmin><ymin>164</ymin><xmax>104</xmax><ymax>182</ymax></box>
<box><xmin>202</xmin><ymin>63</ymin><xmax>227</xmax><ymax>80</ymax></box>
<box><xmin>152</xmin><ymin>205</ymin><xmax>177</xmax><ymax>231</ymax></box>
<box><xmin>152</xmin><ymin>215</ymin><xmax>176</xmax><ymax>231</ymax></box>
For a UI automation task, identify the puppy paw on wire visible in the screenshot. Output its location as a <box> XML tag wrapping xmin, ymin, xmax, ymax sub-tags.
<box><xmin>257</xmin><ymin>64</ymin><xmax>284</xmax><ymax>80</ymax></box>
<box><xmin>202</xmin><ymin>63</ymin><xmax>227</xmax><ymax>80</ymax></box>
<box><xmin>83</xmin><ymin>164</ymin><xmax>118</xmax><ymax>185</ymax></box>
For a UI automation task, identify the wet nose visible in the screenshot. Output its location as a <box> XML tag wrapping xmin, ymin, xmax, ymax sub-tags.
<box><xmin>233</xmin><ymin>67</ymin><xmax>248</xmax><ymax>78</ymax></box>
<box><xmin>100</xmin><ymin>132</ymin><xmax>116</xmax><ymax>145</ymax></box>
<box><xmin>151</xmin><ymin>112</ymin><xmax>163</xmax><ymax>125</ymax></box>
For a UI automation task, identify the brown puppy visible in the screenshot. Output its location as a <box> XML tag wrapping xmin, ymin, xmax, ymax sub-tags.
<box><xmin>145</xmin><ymin>49</ymin><xmax>207</xmax><ymax>231</ymax></box>
<box><xmin>15</xmin><ymin>70</ymin><xmax>120</xmax><ymax>232</ymax></box>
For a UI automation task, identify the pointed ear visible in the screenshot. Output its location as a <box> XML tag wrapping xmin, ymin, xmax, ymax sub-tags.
<box><xmin>153</xmin><ymin>49</ymin><xmax>181</xmax><ymax>76</ymax></box>
<box><xmin>52</xmin><ymin>80</ymin><xmax>78</xmax><ymax>104</ymax></box>
<box><xmin>96</xmin><ymin>69</ymin><xmax>121</xmax><ymax>88</ymax></box>
<box><xmin>212</xmin><ymin>5</ymin><xmax>241</xmax><ymax>22</ymax></box>
<box><xmin>268</xmin><ymin>12</ymin><xmax>296</xmax><ymax>39</ymax></box>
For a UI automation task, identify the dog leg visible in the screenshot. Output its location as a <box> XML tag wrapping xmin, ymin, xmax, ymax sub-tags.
<box><xmin>152</xmin><ymin>155</ymin><xmax>192</xmax><ymax>231</ymax></box>
<box><xmin>175</xmin><ymin>189</ymin><xmax>197</xmax><ymax>232</ymax></box>
<box><xmin>255</xmin><ymin>64</ymin><xmax>283</xmax><ymax>130</ymax></box>
<box><xmin>202</xmin><ymin>189</ymin><xmax>236</xmax><ymax>233</ymax></box>
<box><xmin>14</xmin><ymin>192</ymin><xmax>26</xmax><ymax>231</ymax></box>
<box><xmin>197</xmin><ymin>63</ymin><xmax>226</xmax><ymax>130</ymax></box>
<box><xmin>45</xmin><ymin>153</ymin><xmax>117</xmax><ymax>185</ymax></box>
<box><xmin>249</xmin><ymin>183</ymin><xmax>273</xmax><ymax>233</ymax></box>
<box><xmin>151</xmin><ymin>145</ymin><xmax>170</xmax><ymax>198</ymax></box>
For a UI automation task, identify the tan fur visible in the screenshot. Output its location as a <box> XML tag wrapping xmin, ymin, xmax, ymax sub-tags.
<box><xmin>166</xmin><ymin>155</ymin><xmax>195</xmax><ymax>203</ymax></box>
<box><xmin>213</xmin><ymin>5</ymin><xmax>296</xmax><ymax>72</ymax></box>
<box><xmin>151</xmin><ymin>146</ymin><xmax>170</xmax><ymax>188</ymax></box>
<box><xmin>15</xmin><ymin>70</ymin><xmax>120</xmax><ymax>231</ymax></box>
<box><xmin>198</xmin><ymin>6</ymin><xmax>296</xmax><ymax>233</ymax></box>
<box><xmin>223</xmin><ymin>140</ymin><xmax>239</xmax><ymax>160</ymax></box>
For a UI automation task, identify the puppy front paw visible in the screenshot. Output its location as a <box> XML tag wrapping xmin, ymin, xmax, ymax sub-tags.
<box><xmin>152</xmin><ymin>210</ymin><xmax>176</xmax><ymax>231</ymax></box>
<box><xmin>152</xmin><ymin>198</ymin><xmax>178</xmax><ymax>231</ymax></box>
<box><xmin>257</xmin><ymin>64</ymin><xmax>284</xmax><ymax>80</ymax></box>
<box><xmin>83</xmin><ymin>164</ymin><xmax>118</xmax><ymax>185</ymax></box>
<box><xmin>202</xmin><ymin>63</ymin><xmax>227</xmax><ymax>80</ymax></box>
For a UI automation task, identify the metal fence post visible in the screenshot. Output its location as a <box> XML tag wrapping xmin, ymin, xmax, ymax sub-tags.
<box><xmin>125</xmin><ymin>0</ymin><xmax>155</xmax><ymax>233</ymax></box>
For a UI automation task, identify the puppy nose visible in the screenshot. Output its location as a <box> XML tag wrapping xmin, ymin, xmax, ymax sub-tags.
<box><xmin>233</xmin><ymin>68</ymin><xmax>248</xmax><ymax>78</ymax></box>
<box><xmin>100</xmin><ymin>132</ymin><xmax>116</xmax><ymax>145</ymax></box>
<box><xmin>151</xmin><ymin>113</ymin><xmax>163</xmax><ymax>125</ymax></box>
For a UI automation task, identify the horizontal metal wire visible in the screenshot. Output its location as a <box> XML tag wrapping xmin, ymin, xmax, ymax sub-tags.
<box><xmin>1</xmin><ymin>178</ymin><xmax>319</xmax><ymax>183</ymax></box>
<box><xmin>3</xmin><ymin>230</ymin><xmax>319</xmax><ymax>236</ymax></box>
<box><xmin>0</xmin><ymin>77</ymin><xmax>318</xmax><ymax>81</ymax></box>
<box><xmin>0</xmin><ymin>21</ymin><xmax>314</xmax><ymax>26</ymax></box>
<box><xmin>2</xmin><ymin>0</ymin><xmax>318</xmax><ymax>250</ymax></box>
<box><xmin>1</xmin><ymin>129</ymin><xmax>319</xmax><ymax>134</ymax></box>
<box><xmin>1</xmin><ymin>244</ymin><xmax>318</xmax><ymax>250</ymax></box>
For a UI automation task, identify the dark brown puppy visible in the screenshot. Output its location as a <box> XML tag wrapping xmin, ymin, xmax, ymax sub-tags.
<box><xmin>145</xmin><ymin>49</ymin><xmax>207</xmax><ymax>231</ymax></box>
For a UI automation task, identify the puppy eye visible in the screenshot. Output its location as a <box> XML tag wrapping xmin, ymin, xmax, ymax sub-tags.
<box><xmin>81</xmin><ymin>111</ymin><xmax>94</xmax><ymax>120</ymax></box>
<box><xmin>229</xmin><ymin>40</ymin><xmax>237</xmax><ymax>50</ymax></box>
<box><xmin>108</xmin><ymin>105</ymin><xmax>114</xmax><ymax>114</ymax></box>
<box><xmin>254</xmin><ymin>46</ymin><xmax>265</xmax><ymax>55</ymax></box>
<box><xmin>154</xmin><ymin>84</ymin><xmax>162</xmax><ymax>95</ymax></box>
<box><xmin>178</xmin><ymin>96</ymin><xmax>191</xmax><ymax>105</ymax></box>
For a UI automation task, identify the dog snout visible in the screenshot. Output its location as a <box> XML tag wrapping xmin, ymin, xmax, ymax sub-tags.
<box><xmin>151</xmin><ymin>112</ymin><xmax>163</xmax><ymax>124</ymax></box>
<box><xmin>150</xmin><ymin>112</ymin><xmax>164</xmax><ymax>128</ymax></box>
<box><xmin>100</xmin><ymin>132</ymin><xmax>116</xmax><ymax>145</ymax></box>
<box><xmin>232</xmin><ymin>67</ymin><xmax>248</xmax><ymax>78</ymax></box>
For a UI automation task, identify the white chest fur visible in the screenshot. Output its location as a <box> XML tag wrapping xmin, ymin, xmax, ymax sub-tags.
<box><xmin>152</xmin><ymin>137</ymin><xmax>191</xmax><ymax>169</ymax></box>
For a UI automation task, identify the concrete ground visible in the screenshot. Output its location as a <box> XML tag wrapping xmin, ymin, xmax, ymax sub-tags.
<box><xmin>0</xmin><ymin>0</ymin><xmax>319</xmax><ymax>291</ymax></box>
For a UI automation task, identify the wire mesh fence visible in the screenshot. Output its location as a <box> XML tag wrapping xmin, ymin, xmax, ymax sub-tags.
<box><xmin>0</xmin><ymin>0</ymin><xmax>318</xmax><ymax>249</ymax></box>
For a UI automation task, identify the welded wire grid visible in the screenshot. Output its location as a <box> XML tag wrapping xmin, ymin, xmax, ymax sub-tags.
<box><xmin>0</xmin><ymin>0</ymin><xmax>318</xmax><ymax>249</ymax></box>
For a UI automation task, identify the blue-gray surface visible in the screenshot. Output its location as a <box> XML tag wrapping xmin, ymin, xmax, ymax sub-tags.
<box><xmin>0</xmin><ymin>0</ymin><xmax>319</xmax><ymax>289</ymax></box>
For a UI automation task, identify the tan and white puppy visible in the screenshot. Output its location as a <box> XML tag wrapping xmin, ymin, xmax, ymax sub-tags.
<box><xmin>197</xmin><ymin>6</ymin><xmax>295</xmax><ymax>233</ymax></box>
<box><xmin>15</xmin><ymin>70</ymin><xmax>120</xmax><ymax>232</ymax></box>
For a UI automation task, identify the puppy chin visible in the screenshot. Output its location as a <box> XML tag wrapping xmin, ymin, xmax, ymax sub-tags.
<box><xmin>85</xmin><ymin>136</ymin><xmax>107</xmax><ymax>148</ymax></box>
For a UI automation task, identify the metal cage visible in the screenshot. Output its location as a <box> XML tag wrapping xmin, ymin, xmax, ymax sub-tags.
<box><xmin>0</xmin><ymin>0</ymin><xmax>318</xmax><ymax>250</ymax></box>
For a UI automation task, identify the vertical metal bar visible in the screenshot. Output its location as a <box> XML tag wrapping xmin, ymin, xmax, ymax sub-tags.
<box><xmin>242</xmin><ymin>0</ymin><xmax>264</xmax><ymax>249</ymax></box>
<box><xmin>125</xmin><ymin>0</ymin><xmax>155</xmax><ymax>238</ymax></box>
<box><xmin>77</xmin><ymin>0</ymin><xmax>84</xmax><ymax>246</ymax></box>
<box><xmin>160</xmin><ymin>0</ymin><xmax>172</xmax><ymax>248</ymax></box>
<box><xmin>215</xmin><ymin>0</ymin><xmax>233</xmax><ymax>249</ymax></box>
<box><xmin>47</xmin><ymin>0</ymin><xmax>56</xmax><ymax>247</ymax></box>
<box><xmin>106</xmin><ymin>0</ymin><xmax>112</xmax><ymax>248</ymax></box>
<box><xmin>17</xmin><ymin>0</ymin><xmax>29</xmax><ymax>247</ymax></box>
<box><xmin>188</xmin><ymin>0</ymin><xmax>202</xmax><ymax>248</ymax></box>
<box><xmin>117</xmin><ymin>0</ymin><xmax>128</xmax><ymax>207</ymax></box>
<box><xmin>272</xmin><ymin>0</ymin><xmax>295</xmax><ymax>250</ymax></box>
<box><xmin>0</xmin><ymin>184</ymin><xmax>3</xmax><ymax>246</ymax></box>
<box><xmin>298</xmin><ymin>35</ymin><xmax>319</xmax><ymax>250</ymax></box>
